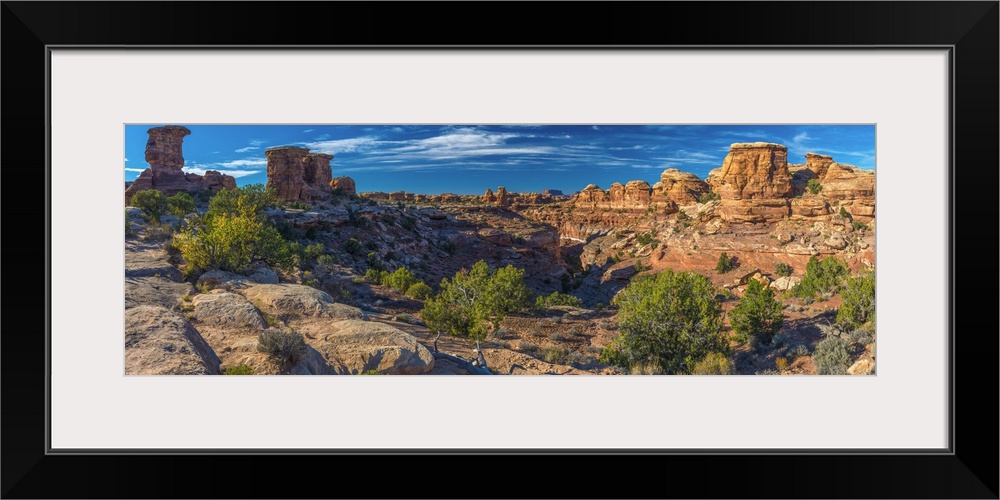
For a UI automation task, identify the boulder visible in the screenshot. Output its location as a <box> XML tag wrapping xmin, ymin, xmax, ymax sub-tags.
<box><xmin>297</xmin><ymin>319</ymin><xmax>435</xmax><ymax>374</ymax></box>
<box><xmin>248</xmin><ymin>267</ymin><xmax>279</xmax><ymax>285</ymax></box>
<box><xmin>770</xmin><ymin>276</ymin><xmax>801</xmax><ymax>291</ymax></box>
<box><xmin>329</xmin><ymin>176</ymin><xmax>356</xmax><ymax>196</ymax></box>
<box><xmin>125</xmin><ymin>305</ymin><xmax>221</xmax><ymax>375</ymax></box>
<box><xmin>191</xmin><ymin>290</ymin><xmax>267</xmax><ymax>330</ymax></box>
<box><xmin>241</xmin><ymin>284</ymin><xmax>367</xmax><ymax>320</ymax></box>
<box><xmin>125</xmin><ymin>276</ymin><xmax>196</xmax><ymax>311</ymax></box>
<box><xmin>654</xmin><ymin>168</ymin><xmax>710</xmax><ymax>205</ymax></box>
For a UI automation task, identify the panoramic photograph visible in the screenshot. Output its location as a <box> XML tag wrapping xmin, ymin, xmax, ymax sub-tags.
<box><xmin>124</xmin><ymin>124</ymin><xmax>875</xmax><ymax>376</ymax></box>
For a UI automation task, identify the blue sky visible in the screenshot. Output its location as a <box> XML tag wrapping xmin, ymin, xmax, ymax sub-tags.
<box><xmin>124</xmin><ymin>125</ymin><xmax>875</xmax><ymax>195</ymax></box>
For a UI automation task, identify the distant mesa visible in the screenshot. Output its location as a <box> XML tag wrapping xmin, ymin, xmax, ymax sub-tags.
<box><xmin>124</xmin><ymin>126</ymin><xmax>236</xmax><ymax>204</ymax></box>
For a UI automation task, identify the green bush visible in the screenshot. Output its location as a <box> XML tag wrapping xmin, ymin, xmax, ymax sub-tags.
<box><xmin>399</xmin><ymin>216</ymin><xmax>417</xmax><ymax>232</ymax></box>
<box><xmin>729</xmin><ymin>278</ymin><xmax>784</xmax><ymax>346</ymax></box>
<box><xmin>806</xmin><ymin>179</ymin><xmax>823</xmax><ymax>195</ymax></box>
<box><xmin>690</xmin><ymin>352</ymin><xmax>733</xmax><ymax>375</ymax></box>
<box><xmin>256</xmin><ymin>329</ymin><xmax>307</xmax><ymax>367</ymax></box>
<box><xmin>223</xmin><ymin>364</ymin><xmax>254</xmax><ymax>375</ymax></box>
<box><xmin>405</xmin><ymin>282</ymin><xmax>433</xmax><ymax>300</ymax></box>
<box><xmin>130</xmin><ymin>190</ymin><xmax>169</xmax><ymax>221</ymax></box>
<box><xmin>852</xmin><ymin>221</ymin><xmax>870</xmax><ymax>232</ymax></box>
<box><xmin>342</xmin><ymin>238</ymin><xmax>363</xmax><ymax>256</ymax></box>
<box><xmin>166</xmin><ymin>192</ymin><xmax>197</xmax><ymax>217</ymax></box>
<box><xmin>205</xmin><ymin>184</ymin><xmax>276</xmax><ymax>221</ymax></box>
<box><xmin>363</xmin><ymin>268</ymin><xmax>385</xmax><ymax>283</ymax></box>
<box><xmin>715</xmin><ymin>252</ymin><xmax>735</xmax><ymax>274</ymax></box>
<box><xmin>535</xmin><ymin>291</ymin><xmax>583</xmax><ymax>308</ymax></box>
<box><xmin>384</xmin><ymin>267</ymin><xmax>419</xmax><ymax>293</ymax></box>
<box><xmin>838</xmin><ymin>206</ymin><xmax>852</xmax><ymax>220</ymax></box>
<box><xmin>813</xmin><ymin>336</ymin><xmax>851</xmax><ymax>375</ymax></box>
<box><xmin>540</xmin><ymin>344</ymin><xmax>569</xmax><ymax>364</ymax></box>
<box><xmin>792</xmin><ymin>256</ymin><xmax>848</xmax><ymax>299</ymax></box>
<box><xmin>837</xmin><ymin>268</ymin><xmax>875</xmax><ymax>330</ymax></box>
<box><xmin>775</xmin><ymin>262</ymin><xmax>793</xmax><ymax>277</ymax></box>
<box><xmin>636</xmin><ymin>231</ymin><xmax>656</xmax><ymax>246</ymax></box>
<box><xmin>304</xmin><ymin>243</ymin><xmax>325</xmax><ymax>260</ymax></box>
<box><xmin>420</xmin><ymin>260</ymin><xmax>531</xmax><ymax>347</ymax></box>
<box><xmin>604</xmin><ymin>269</ymin><xmax>726</xmax><ymax>374</ymax></box>
<box><xmin>173</xmin><ymin>213</ymin><xmax>292</xmax><ymax>275</ymax></box>
<box><xmin>699</xmin><ymin>191</ymin><xmax>721</xmax><ymax>204</ymax></box>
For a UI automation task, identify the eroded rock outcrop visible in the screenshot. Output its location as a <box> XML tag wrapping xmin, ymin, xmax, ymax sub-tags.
<box><xmin>330</xmin><ymin>176</ymin><xmax>356</xmax><ymax>196</ymax></box>
<box><xmin>653</xmin><ymin>169</ymin><xmax>710</xmax><ymax>205</ymax></box>
<box><xmin>707</xmin><ymin>142</ymin><xmax>793</xmax><ymax>199</ymax></box>
<box><xmin>265</xmin><ymin>147</ymin><xmax>335</xmax><ymax>202</ymax></box>
<box><xmin>124</xmin><ymin>126</ymin><xmax>236</xmax><ymax>204</ymax></box>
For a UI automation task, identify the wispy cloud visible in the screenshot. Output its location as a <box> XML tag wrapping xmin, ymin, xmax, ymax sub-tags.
<box><xmin>124</xmin><ymin>157</ymin><xmax>129</xmax><ymax>162</ymax></box>
<box><xmin>314</xmin><ymin>134</ymin><xmax>331</xmax><ymax>141</ymax></box>
<box><xmin>302</xmin><ymin>129</ymin><xmax>314</xmax><ymax>133</ymax></box>
<box><xmin>249</xmin><ymin>139</ymin><xmax>265</xmax><ymax>146</ymax></box>
<box><xmin>125</xmin><ymin>167</ymin><xmax>146</xmax><ymax>173</ymax></box>
<box><xmin>302</xmin><ymin>136</ymin><xmax>381</xmax><ymax>155</ymax></box>
<box><xmin>235</xmin><ymin>146</ymin><xmax>259</xmax><ymax>153</ymax></box>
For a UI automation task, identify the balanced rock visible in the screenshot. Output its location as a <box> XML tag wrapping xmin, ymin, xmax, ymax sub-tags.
<box><xmin>124</xmin><ymin>126</ymin><xmax>236</xmax><ymax>204</ymax></box>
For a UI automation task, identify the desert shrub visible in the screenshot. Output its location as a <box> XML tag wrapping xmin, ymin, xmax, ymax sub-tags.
<box><xmin>602</xmin><ymin>269</ymin><xmax>726</xmax><ymax>374</ymax></box>
<box><xmin>699</xmin><ymin>190</ymin><xmax>721</xmax><ymax>204</ymax></box>
<box><xmin>690</xmin><ymin>352</ymin><xmax>733</xmax><ymax>375</ymax></box>
<box><xmin>838</xmin><ymin>206</ymin><xmax>852</xmax><ymax>220</ymax></box>
<box><xmin>775</xmin><ymin>357</ymin><xmax>789</xmax><ymax>372</ymax></box>
<box><xmin>787</xmin><ymin>344</ymin><xmax>810</xmax><ymax>359</ymax></box>
<box><xmin>173</xmin><ymin>213</ymin><xmax>292</xmax><ymax>275</ymax></box>
<box><xmin>837</xmin><ymin>268</ymin><xmax>875</xmax><ymax>330</ymax></box>
<box><xmin>715</xmin><ymin>252</ymin><xmax>735</xmax><ymax>274</ymax></box>
<box><xmin>813</xmin><ymin>336</ymin><xmax>851</xmax><ymax>375</ymax></box>
<box><xmin>636</xmin><ymin>231</ymin><xmax>656</xmax><ymax>246</ymax></box>
<box><xmin>205</xmin><ymin>184</ymin><xmax>277</xmax><ymax>221</ymax></box>
<box><xmin>755</xmin><ymin>368</ymin><xmax>780</xmax><ymax>375</ymax></box>
<box><xmin>304</xmin><ymin>243</ymin><xmax>325</xmax><ymax>260</ymax></box>
<box><xmin>806</xmin><ymin>179</ymin><xmax>823</xmax><ymax>195</ymax></box>
<box><xmin>436</xmin><ymin>239</ymin><xmax>458</xmax><ymax>255</ymax></box>
<box><xmin>166</xmin><ymin>192</ymin><xmax>197</xmax><ymax>217</ymax></box>
<box><xmin>420</xmin><ymin>260</ymin><xmax>531</xmax><ymax>348</ymax></box>
<box><xmin>380</xmin><ymin>213</ymin><xmax>396</xmax><ymax>225</ymax></box>
<box><xmin>405</xmin><ymin>282</ymin><xmax>432</xmax><ymax>300</ymax></box>
<box><xmin>359</xmin><ymin>369</ymin><xmax>382</xmax><ymax>375</ymax></box>
<box><xmin>316</xmin><ymin>254</ymin><xmax>336</xmax><ymax>268</ymax></box>
<box><xmin>634</xmin><ymin>261</ymin><xmax>651</xmax><ymax>273</ymax></box>
<box><xmin>549</xmin><ymin>331</ymin><xmax>570</xmax><ymax>342</ymax></box>
<box><xmin>630</xmin><ymin>362</ymin><xmax>665</xmax><ymax>375</ymax></box>
<box><xmin>342</xmin><ymin>238</ymin><xmax>363</xmax><ymax>256</ymax></box>
<box><xmin>540</xmin><ymin>344</ymin><xmax>569</xmax><ymax>364</ymax></box>
<box><xmin>848</xmin><ymin>325</ymin><xmax>874</xmax><ymax>346</ymax></box>
<box><xmin>493</xmin><ymin>328</ymin><xmax>514</xmax><ymax>340</ymax></box>
<box><xmin>384</xmin><ymin>267</ymin><xmax>419</xmax><ymax>294</ymax></box>
<box><xmin>535</xmin><ymin>291</ymin><xmax>583</xmax><ymax>308</ymax></box>
<box><xmin>399</xmin><ymin>215</ymin><xmax>417</xmax><ymax>232</ymax></box>
<box><xmin>852</xmin><ymin>221</ymin><xmax>870</xmax><ymax>232</ymax></box>
<box><xmin>130</xmin><ymin>190</ymin><xmax>169</xmax><ymax>221</ymax></box>
<box><xmin>518</xmin><ymin>341</ymin><xmax>539</xmax><ymax>353</ymax></box>
<box><xmin>256</xmin><ymin>329</ymin><xmax>307</xmax><ymax>366</ymax></box>
<box><xmin>365</xmin><ymin>268</ymin><xmax>388</xmax><ymax>284</ymax></box>
<box><xmin>566</xmin><ymin>350</ymin><xmax>596</xmax><ymax>367</ymax></box>
<box><xmin>775</xmin><ymin>262</ymin><xmax>793</xmax><ymax>277</ymax></box>
<box><xmin>223</xmin><ymin>364</ymin><xmax>254</xmax><ymax>375</ymax></box>
<box><xmin>792</xmin><ymin>256</ymin><xmax>848</xmax><ymax>299</ymax></box>
<box><xmin>729</xmin><ymin>278</ymin><xmax>785</xmax><ymax>346</ymax></box>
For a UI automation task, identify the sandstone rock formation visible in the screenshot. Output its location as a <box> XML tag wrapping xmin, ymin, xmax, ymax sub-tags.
<box><xmin>125</xmin><ymin>305</ymin><xmax>222</xmax><ymax>375</ymax></box>
<box><xmin>804</xmin><ymin>152</ymin><xmax>835</xmax><ymax>178</ymax></box>
<box><xmin>330</xmin><ymin>176</ymin><xmax>356</xmax><ymax>196</ymax></box>
<box><xmin>265</xmin><ymin>146</ymin><xmax>335</xmax><ymax>202</ymax></box>
<box><xmin>124</xmin><ymin>126</ymin><xmax>237</xmax><ymax>204</ymax></box>
<box><xmin>496</xmin><ymin>186</ymin><xmax>510</xmax><ymax>207</ymax></box>
<box><xmin>652</xmin><ymin>168</ymin><xmax>710</xmax><ymax>205</ymax></box>
<box><xmin>707</xmin><ymin>142</ymin><xmax>793</xmax><ymax>199</ymax></box>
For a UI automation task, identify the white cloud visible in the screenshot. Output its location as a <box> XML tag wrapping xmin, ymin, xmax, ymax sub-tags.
<box><xmin>314</xmin><ymin>134</ymin><xmax>331</xmax><ymax>141</ymax></box>
<box><xmin>182</xmin><ymin>167</ymin><xmax>261</xmax><ymax>178</ymax></box>
<box><xmin>792</xmin><ymin>132</ymin><xmax>814</xmax><ymax>145</ymax></box>
<box><xmin>302</xmin><ymin>129</ymin><xmax>314</xmax><ymax>133</ymax></box>
<box><xmin>592</xmin><ymin>126</ymin><xmax>600</xmax><ymax>130</ymax></box>
<box><xmin>124</xmin><ymin>168</ymin><xmax>146</xmax><ymax>173</ymax></box>
<box><xmin>234</xmin><ymin>146</ymin><xmax>259</xmax><ymax>153</ymax></box>
<box><xmin>124</xmin><ymin>157</ymin><xmax>129</xmax><ymax>162</ymax></box>
<box><xmin>301</xmin><ymin>136</ymin><xmax>380</xmax><ymax>155</ymax></box>
<box><xmin>249</xmin><ymin>139</ymin><xmax>265</xmax><ymax>146</ymax></box>
<box><xmin>216</xmin><ymin>158</ymin><xmax>268</xmax><ymax>169</ymax></box>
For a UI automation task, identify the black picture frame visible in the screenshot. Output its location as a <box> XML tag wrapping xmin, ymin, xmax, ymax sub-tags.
<box><xmin>3</xmin><ymin>2</ymin><xmax>997</xmax><ymax>498</ymax></box>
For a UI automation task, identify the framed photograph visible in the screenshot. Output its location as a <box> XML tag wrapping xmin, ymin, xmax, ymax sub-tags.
<box><xmin>4</xmin><ymin>2</ymin><xmax>996</xmax><ymax>498</ymax></box>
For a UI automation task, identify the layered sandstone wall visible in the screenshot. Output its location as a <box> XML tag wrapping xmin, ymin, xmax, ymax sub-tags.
<box><xmin>265</xmin><ymin>147</ymin><xmax>343</xmax><ymax>202</ymax></box>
